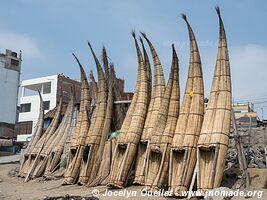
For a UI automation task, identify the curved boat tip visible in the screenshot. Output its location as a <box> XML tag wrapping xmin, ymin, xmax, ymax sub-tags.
<box><xmin>87</xmin><ymin>42</ymin><xmax>105</xmax><ymax>80</ymax></box>
<box><xmin>215</xmin><ymin>6</ymin><xmax>227</xmax><ymax>41</ymax></box>
<box><xmin>102</xmin><ymin>46</ymin><xmax>109</xmax><ymax>81</ymax></box>
<box><xmin>72</xmin><ymin>53</ymin><xmax>87</xmax><ymax>80</ymax></box>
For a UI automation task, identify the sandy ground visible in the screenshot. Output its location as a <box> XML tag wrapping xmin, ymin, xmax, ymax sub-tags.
<box><xmin>0</xmin><ymin>163</ymin><xmax>172</xmax><ymax>200</ymax></box>
<box><xmin>0</xmin><ymin>163</ymin><xmax>266</xmax><ymax>200</ymax></box>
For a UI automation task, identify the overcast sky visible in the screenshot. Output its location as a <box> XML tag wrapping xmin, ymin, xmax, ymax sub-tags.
<box><xmin>1</xmin><ymin>0</ymin><xmax>267</xmax><ymax>118</ymax></box>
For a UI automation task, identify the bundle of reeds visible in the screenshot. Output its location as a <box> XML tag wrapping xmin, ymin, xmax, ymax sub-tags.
<box><xmin>89</xmin><ymin>137</ymin><xmax>116</xmax><ymax>186</ymax></box>
<box><xmin>144</xmin><ymin>44</ymin><xmax>180</xmax><ymax>190</ymax></box>
<box><xmin>197</xmin><ymin>7</ymin><xmax>232</xmax><ymax>192</ymax></box>
<box><xmin>108</xmin><ymin>32</ymin><xmax>149</xmax><ymax>188</ymax></box>
<box><xmin>78</xmin><ymin>43</ymin><xmax>108</xmax><ymax>185</ymax></box>
<box><xmin>28</xmin><ymin>97</ymin><xmax>63</xmax><ymax>178</ymax></box>
<box><xmin>169</xmin><ymin>14</ymin><xmax>204</xmax><ymax>197</ymax></box>
<box><xmin>134</xmin><ymin>33</ymin><xmax>165</xmax><ymax>185</ymax></box>
<box><xmin>63</xmin><ymin>54</ymin><xmax>91</xmax><ymax>185</ymax></box>
<box><xmin>19</xmin><ymin>92</ymin><xmax>44</xmax><ymax>177</ymax></box>
<box><xmin>44</xmin><ymin>94</ymin><xmax>75</xmax><ymax>175</ymax></box>
<box><xmin>88</xmin><ymin>66</ymin><xmax>115</xmax><ymax>186</ymax></box>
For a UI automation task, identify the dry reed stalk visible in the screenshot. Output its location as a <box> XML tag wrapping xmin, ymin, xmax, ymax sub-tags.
<box><xmin>78</xmin><ymin>42</ymin><xmax>108</xmax><ymax>185</ymax></box>
<box><xmin>63</xmin><ymin>54</ymin><xmax>91</xmax><ymax>185</ymax></box>
<box><xmin>169</xmin><ymin>14</ymin><xmax>204</xmax><ymax>197</ymax></box>
<box><xmin>134</xmin><ymin>33</ymin><xmax>165</xmax><ymax>185</ymax></box>
<box><xmin>19</xmin><ymin>92</ymin><xmax>44</xmax><ymax>177</ymax></box>
<box><xmin>108</xmin><ymin>32</ymin><xmax>148</xmax><ymax>188</ymax></box>
<box><xmin>197</xmin><ymin>7</ymin><xmax>232</xmax><ymax>192</ymax></box>
<box><xmin>144</xmin><ymin>45</ymin><xmax>180</xmax><ymax>190</ymax></box>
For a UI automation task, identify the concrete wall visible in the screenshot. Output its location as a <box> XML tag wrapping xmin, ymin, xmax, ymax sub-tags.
<box><xmin>0</xmin><ymin>66</ymin><xmax>20</xmax><ymax>124</ymax></box>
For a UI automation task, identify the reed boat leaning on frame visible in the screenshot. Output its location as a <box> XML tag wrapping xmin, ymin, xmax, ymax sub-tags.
<box><xmin>144</xmin><ymin>44</ymin><xmax>180</xmax><ymax>190</ymax></box>
<box><xmin>108</xmin><ymin>32</ymin><xmax>149</xmax><ymax>188</ymax></box>
<box><xmin>169</xmin><ymin>14</ymin><xmax>204</xmax><ymax>197</ymax></box>
<box><xmin>30</xmin><ymin>97</ymin><xmax>63</xmax><ymax>178</ymax></box>
<box><xmin>19</xmin><ymin>92</ymin><xmax>44</xmax><ymax>177</ymax></box>
<box><xmin>88</xmin><ymin>64</ymin><xmax>115</xmax><ymax>187</ymax></box>
<box><xmin>134</xmin><ymin>32</ymin><xmax>165</xmax><ymax>186</ymax></box>
<box><xmin>44</xmin><ymin>94</ymin><xmax>75</xmax><ymax>175</ymax></box>
<box><xmin>197</xmin><ymin>7</ymin><xmax>232</xmax><ymax>192</ymax></box>
<box><xmin>63</xmin><ymin>54</ymin><xmax>91</xmax><ymax>185</ymax></box>
<box><xmin>78</xmin><ymin>42</ymin><xmax>108</xmax><ymax>185</ymax></box>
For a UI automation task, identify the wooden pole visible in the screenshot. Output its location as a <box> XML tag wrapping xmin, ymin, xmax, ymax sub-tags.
<box><xmin>24</xmin><ymin>139</ymin><xmax>46</xmax><ymax>182</ymax></box>
<box><xmin>231</xmin><ymin>110</ymin><xmax>250</xmax><ymax>188</ymax></box>
<box><xmin>248</xmin><ymin>116</ymin><xmax>252</xmax><ymax>150</ymax></box>
<box><xmin>187</xmin><ymin>163</ymin><xmax>197</xmax><ymax>199</ymax></box>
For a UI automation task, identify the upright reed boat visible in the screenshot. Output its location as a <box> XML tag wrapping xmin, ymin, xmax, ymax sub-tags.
<box><xmin>169</xmin><ymin>14</ymin><xmax>204</xmax><ymax>197</ymax></box>
<box><xmin>108</xmin><ymin>32</ymin><xmax>149</xmax><ymax>188</ymax></box>
<box><xmin>19</xmin><ymin>92</ymin><xmax>44</xmax><ymax>177</ymax></box>
<box><xmin>63</xmin><ymin>54</ymin><xmax>91</xmax><ymax>184</ymax></box>
<box><xmin>197</xmin><ymin>7</ymin><xmax>232</xmax><ymax>192</ymax></box>
<box><xmin>144</xmin><ymin>44</ymin><xmax>180</xmax><ymax>190</ymax></box>
<box><xmin>44</xmin><ymin>94</ymin><xmax>75</xmax><ymax>175</ymax></box>
<box><xmin>78</xmin><ymin>43</ymin><xmax>108</xmax><ymax>185</ymax></box>
<box><xmin>134</xmin><ymin>33</ymin><xmax>165</xmax><ymax>185</ymax></box>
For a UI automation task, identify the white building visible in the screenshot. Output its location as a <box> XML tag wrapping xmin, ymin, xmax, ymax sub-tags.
<box><xmin>18</xmin><ymin>75</ymin><xmax>58</xmax><ymax>141</ymax></box>
<box><xmin>0</xmin><ymin>49</ymin><xmax>21</xmax><ymax>138</ymax></box>
<box><xmin>17</xmin><ymin>74</ymin><xmax>81</xmax><ymax>141</ymax></box>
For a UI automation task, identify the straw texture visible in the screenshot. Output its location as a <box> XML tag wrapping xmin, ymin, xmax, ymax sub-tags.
<box><xmin>89</xmin><ymin>70</ymin><xmax>98</xmax><ymax>106</ymax></box>
<box><xmin>19</xmin><ymin>92</ymin><xmax>44</xmax><ymax>177</ymax></box>
<box><xmin>197</xmin><ymin>7</ymin><xmax>232</xmax><ymax>192</ymax></box>
<box><xmin>29</xmin><ymin>97</ymin><xmax>63</xmax><ymax>178</ymax></box>
<box><xmin>78</xmin><ymin>42</ymin><xmax>108</xmax><ymax>185</ymax></box>
<box><xmin>108</xmin><ymin>32</ymin><xmax>149</xmax><ymax>188</ymax></box>
<box><xmin>44</xmin><ymin>95</ymin><xmax>75</xmax><ymax>175</ymax></box>
<box><xmin>144</xmin><ymin>44</ymin><xmax>180</xmax><ymax>190</ymax></box>
<box><xmin>134</xmin><ymin>33</ymin><xmax>165</xmax><ymax>185</ymax></box>
<box><xmin>87</xmin><ymin>51</ymin><xmax>114</xmax><ymax>186</ymax></box>
<box><xmin>63</xmin><ymin>54</ymin><xmax>91</xmax><ymax>185</ymax></box>
<box><xmin>169</xmin><ymin>14</ymin><xmax>204</xmax><ymax>197</ymax></box>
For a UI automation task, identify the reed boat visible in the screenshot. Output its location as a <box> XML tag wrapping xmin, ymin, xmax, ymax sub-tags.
<box><xmin>63</xmin><ymin>54</ymin><xmax>91</xmax><ymax>185</ymax></box>
<box><xmin>108</xmin><ymin>32</ymin><xmax>149</xmax><ymax>188</ymax></box>
<box><xmin>134</xmin><ymin>32</ymin><xmax>165</xmax><ymax>185</ymax></box>
<box><xmin>29</xmin><ymin>97</ymin><xmax>63</xmax><ymax>178</ymax></box>
<box><xmin>78</xmin><ymin>43</ymin><xmax>108</xmax><ymax>185</ymax></box>
<box><xmin>44</xmin><ymin>94</ymin><xmax>75</xmax><ymax>175</ymax></box>
<box><xmin>144</xmin><ymin>44</ymin><xmax>180</xmax><ymax>190</ymax></box>
<box><xmin>19</xmin><ymin>92</ymin><xmax>44</xmax><ymax>177</ymax></box>
<box><xmin>197</xmin><ymin>7</ymin><xmax>232</xmax><ymax>192</ymax></box>
<box><xmin>169</xmin><ymin>14</ymin><xmax>204</xmax><ymax>197</ymax></box>
<box><xmin>88</xmin><ymin>64</ymin><xmax>115</xmax><ymax>186</ymax></box>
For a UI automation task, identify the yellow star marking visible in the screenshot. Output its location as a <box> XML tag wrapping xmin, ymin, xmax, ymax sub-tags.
<box><xmin>189</xmin><ymin>91</ymin><xmax>194</xmax><ymax>97</ymax></box>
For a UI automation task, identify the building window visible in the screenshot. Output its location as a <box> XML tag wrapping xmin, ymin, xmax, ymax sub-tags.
<box><xmin>43</xmin><ymin>101</ymin><xmax>50</xmax><ymax>110</ymax></box>
<box><xmin>43</xmin><ymin>82</ymin><xmax>51</xmax><ymax>94</ymax></box>
<box><xmin>11</xmin><ymin>59</ymin><xmax>19</xmax><ymax>66</ymax></box>
<box><xmin>20</xmin><ymin>103</ymin><xmax>31</xmax><ymax>112</ymax></box>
